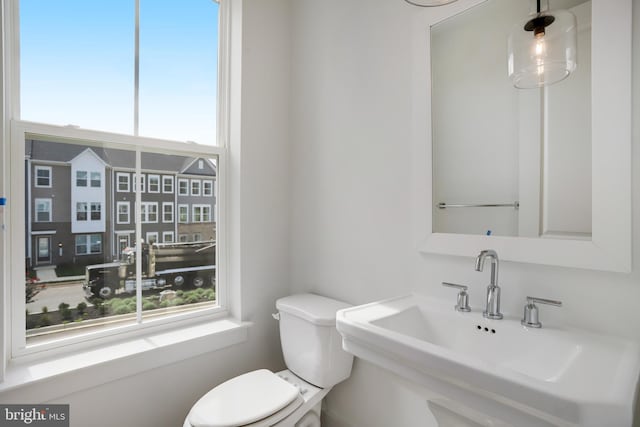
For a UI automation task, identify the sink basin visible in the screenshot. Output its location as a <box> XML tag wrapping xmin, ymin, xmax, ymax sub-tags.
<box><xmin>336</xmin><ymin>294</ymin><xmax>640</xmax><ymax>426</ymax></box>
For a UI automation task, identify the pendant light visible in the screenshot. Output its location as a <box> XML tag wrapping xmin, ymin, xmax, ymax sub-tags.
<box><xmin>404</xmin><ymin>0</ymin><xmax>457</xmax><ymax>7</ymax></box>
<box><xmin>507</xmin><ymin>0</ymin><xmax>577</xmax><ymax>89</ymax></box>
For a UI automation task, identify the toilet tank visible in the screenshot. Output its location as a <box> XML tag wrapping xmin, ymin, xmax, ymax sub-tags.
<box><xmin>276</xmin><ymin>293</ymin><xmax>354</xmax><ymax>388</ymax></box>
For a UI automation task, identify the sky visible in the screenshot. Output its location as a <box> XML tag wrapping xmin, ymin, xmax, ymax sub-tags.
<box><xmin>20</xmin><ymin>0</ymin><xmax>219</xmax><ymax>145</ymax></box>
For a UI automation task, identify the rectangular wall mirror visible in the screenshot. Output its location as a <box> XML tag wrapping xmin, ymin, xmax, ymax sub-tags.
<box><xmin>411</xmin><ymin>0</ymin><xmax>631</xmax><ymax>271</ymax></box>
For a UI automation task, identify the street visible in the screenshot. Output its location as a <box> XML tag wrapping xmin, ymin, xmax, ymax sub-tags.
<box><xmin>26</xmin><ymin>281</ymin><xmax>89</xmax><ymax>314</ymax></box>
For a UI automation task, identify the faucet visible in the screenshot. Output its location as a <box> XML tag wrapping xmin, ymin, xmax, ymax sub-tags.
<box><xmin>475</xmin><ymin>249</ymin><xmax>503</xmax><ymax>320</ymax></box>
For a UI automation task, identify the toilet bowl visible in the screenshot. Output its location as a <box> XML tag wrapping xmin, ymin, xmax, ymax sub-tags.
<box><xmin>183</xmin><ymin>294</ymin><xmax>353</xmax><ymax>427</ymax></box>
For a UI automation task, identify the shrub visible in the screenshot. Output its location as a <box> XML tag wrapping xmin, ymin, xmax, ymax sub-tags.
<box><xmin>59</xmin><ymin>302</ymin><xmax>73</xmax><ymax>321</ymax></box>
<box><xmin>76</xmin><ymin>302</ymin><xmax>88</xmax><ymax>316</ymax></box>
<box><xmin>142</xmin><ymin>301</ymin><xmax>157</xmax><ymax>311</ymax></box>
<box><xmin>39</xmin><ymin>314</ymin><xmax>51</xmax><ymax>327</ymax></box>
<box><xmin>41</xmin><ymin>306</ymin><xmax>49</xmax><ymax>314</ymax></box>
<box><xmin>113</xmin><ymin>304</ymin><xmax>133</xmax><ymax>315</ymax></box>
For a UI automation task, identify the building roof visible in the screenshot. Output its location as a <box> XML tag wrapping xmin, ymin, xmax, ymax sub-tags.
<box><xmin>26</xmin><ymin>139</ymin><xmax>216</xmax><ymax>176</ymax></box>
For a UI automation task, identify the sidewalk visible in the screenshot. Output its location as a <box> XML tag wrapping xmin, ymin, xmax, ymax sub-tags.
<box><xmin>33</xmin><ymin>266</ymin><xmax>84</xmax><ymax>284</ymax></box>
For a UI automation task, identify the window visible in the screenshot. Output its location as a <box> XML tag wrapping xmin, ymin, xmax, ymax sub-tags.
<box><xmin>193</xmin><ymin>233</ymin><xmax>202</xmax><ymax>242</ymax></box>
<box><xmin>162</xmin><ymin>203</ymin><xmax>174</xmax><ymax>223</ymax></box>
<box><xmin>178</xmin><ymin>179</ymin><xmax>189</xmax><ymax>196</ymax></box>
<box><xmin>191</xmin><ymin>179</ymin><xmax>201</xmax><ymax>196</ymax></box>
<box><xmin>117</xmin><ymin>202</ymin><xmax>130</xmax><ymax>224</ymax></box>
<box><xmin>141</xmin><ymin>202</ymin><xmax>158</xmax><ymax>223</ymax></box>
<box><xmin>35</xmin><ymin>198</ymin><xmax>51</xmax><ymax>222</ymax></box>
<box><xmin>76</xmin><ymin>202</ymin><xmax>88</xmax><ymax>221</ymax></box>
<box><xmin>192</xmin><ymin>205</ymin><xmax>212</xmax><ymax>223</ymax></box>
<box><xmin>117</xmin><ymin>173</ymin><xmax>130</xmax><ymax>192</ymax></box>
<box><xmin>178</xmin><ymin>234</ymin><xmax>189</xmax><ymax>243</ymax></box>
<box><xmin>198</xmin><ymin>159</ymin><xmax>204</xmax><ymax>169</ymax></box>
<box><xmin>146</xmin><ymin>232</ymin><xmax>158</xmax><ymax>245</ymax></box>
<box><xmin>178</xmin><ymin>204</ymin><xmax>189</xmax><ymax>223</ymax></box>
<box><xmin>9</xmin><ymin>0</ymin><xmax>225</xmax><ymax>360</ymax></box>
<box><xmin>75</xmin><ymin>234</ymin><xmax>102</xmax><ymax>255</ymax></box>
<box><xmin>90</xmin><ymin>202</ymin><xmax>102</xmax><ymax>220</ymax></box>
<box><xmin>203</xmin><ymin>180</ymin><xmax>213</xmax><ymax>196</ymax></box>
<box><xmin>162</xmin><ymin>176</ymin><xmax>174</xmax><ymax>193</ymax></box>
<box><xmin>34</xmin><ymin>166</ymin><xmax>51</xmax><ymax>187</ymax></box>
<box><xmin>148</xmin><ymin>174</ymin><xmax>160</xmax><ymax>193</ymax></box>
<box><xmin>90</xmin><ymin>172</ymin><xmax>101</xmax><ymax>188</ymax></box>
<box><xmin>76</xmin><ymin>171</ymin><xmax>87</xmax><ymax>187</ymax></box>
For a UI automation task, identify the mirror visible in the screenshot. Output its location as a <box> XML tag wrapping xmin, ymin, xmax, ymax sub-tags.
<box><xmin>411</xmin><ymin>0</ymin><xmax>631</xmax><ymax>271</ymax></box>
<box><xmin>431</xmin><ymin>0</ymin><xmax>591</xmax><ymax>239</ymax></box>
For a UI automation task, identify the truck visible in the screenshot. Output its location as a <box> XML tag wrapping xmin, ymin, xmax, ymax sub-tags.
<box><xmin>83</xmin><ymin>240</ymin><xmax>216</xmax><ymax>299</ymax></box>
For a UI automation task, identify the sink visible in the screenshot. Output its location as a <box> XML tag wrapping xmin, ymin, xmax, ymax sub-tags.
<box><xmin>336</xmin><ymin>294</ymin><xmax>640</xmax><ymax>426</ymax></box>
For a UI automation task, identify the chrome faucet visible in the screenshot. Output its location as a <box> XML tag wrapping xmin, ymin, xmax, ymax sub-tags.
<box><xmin>475</xmin><ymin>249</ymin><xmax>503</xmax><ymax>320</ymax></box>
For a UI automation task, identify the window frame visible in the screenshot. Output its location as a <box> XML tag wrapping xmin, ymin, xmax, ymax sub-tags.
<box><xmin>90</xmin><ymin>171</ymin><xmax>101</xmax><ymax>188</ymax></box>
<box><xmin>34</xmin><ymin>165</ymin><xmax>52</xmax><ymax>188</ymax></box>
<box><xmin>178</xmin><ymin>204</ymin><xmax>189</xmax><ymax>223</ymax></box>
<box><xmin>162</xmin><ymin>231</ymin><xmax>174</xmax><ymax>243</ymax></box>
<box><xmin>90</xmin><ymin>202</ymin><xmax>101</xmax><ymax>220</ymax></box>
<box><xmin>117</xmin><ymin>172</ymin><xmax>130</xmax><ymax>192</ymax></box>
<box><xmin>34</xmin><ymin>198</ymin><xmax>52</xmax><ymax>222</ymax></box>
<box><xmin>162</xmin><ymin>202</ymin><xmax>174</xmax><ymax>223</ymax></box>
<box><xmin>76</xmin><ymin>170</ymin><xmax>88</xmax><ymax>187</ymax></box>
<box><xmin>178</xmin><ymin>178</ymin><xmax>189</xmax><ymax>196</ymax></box>
<box><xmin>162</xmin><ymin>175</ymin><xmax>174</xmax><ymax>193</ymax></box>
<box><xmin>191</xmin><ymin>179</ymin><xmax>201</xmax><ymax>196</ymax></box>
<box><xmin>75</xmin><ymin>233</ymin><xmax>102</xmax><ymax>256</ymax></box>
<box><xmin>203</xmin><ymin>179</ymin><xmax>214</xmax><ymax>196</ymax></box>
<box><xmin>147</xmin><ymin>174</ymin><xmax>160</xmax><ymax>193</ymax></box>
<box><xmin>1</xmin><ymin>0</ymin><xmax>233</xmax><ymax>380</ymax></box>
<box><xmin>117</xmin><ymin>201</ymin><xmax>130</xmax><ymax>224</ymax></box>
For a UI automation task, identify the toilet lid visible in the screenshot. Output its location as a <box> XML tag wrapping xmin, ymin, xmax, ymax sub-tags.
<box><xmin>188</xmin><ymin>369</ymin><xmax>301</xmax><ymax>427</ymax></box>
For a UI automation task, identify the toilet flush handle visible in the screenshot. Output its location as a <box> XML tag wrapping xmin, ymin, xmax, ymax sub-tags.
<box><xmin>272</xmin><ymin>312</ymin><xmax>280</xmax><ymax>321</ymax></box>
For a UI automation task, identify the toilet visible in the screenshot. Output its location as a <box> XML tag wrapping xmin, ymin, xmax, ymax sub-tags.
<box><xmin>183</xmin><ymin>293</ymin><xmax>354</xmax><ymax>427</ymax></box>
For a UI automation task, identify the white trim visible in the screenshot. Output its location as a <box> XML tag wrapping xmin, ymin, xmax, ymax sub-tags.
<box><xmin>162</xmin><ymin>202</ymin><xmax>174</xmax><ymax>223</ymax></box>
<box><xmin>145</xmin><ymin>231</ymin><xmax>158</xmax><ymax>244</ymax></box>
<box><xmin>116</xmin><ymin>201</ymin><xmax>130</xmax><ymax>224</ymax></box>
<box><xmin>192</xmin><ymin>204</ymin><xmax>212</xmax><ymax>223</ymax></box>
<box><xmin>33</xmin><ymin>198</ymin><xmax>51</xmax><ymax>222</ymax></box>
<box><xmin>141</xmin><ymin>201</ymin><xmax>158</xmax><ymax>223</ymax></box>
<box><xmin>116</xmin><ymin>172</ymin><xmax>130</xmax><ymax>192</ymax></box>
<box><xmin>162</xmin><ymin>231</ymin><xmax>174</xmax><ymax>243</ymax></box>
<box><xmin>178</xmin><ymin>204</ymin><xmax>189</xmax><ymax>223</ymax></box>
<box><xmin>30</xmin><ymin>230</ymin><xmax>56</xmax><ymax>236</ymax></box>
<box><xmin>413</xmin><ymin>0</ymin><xmax>632</xmax><ymax>272</ymax></box>
<box><xmin>162</xmin><ymin>175</ymin><xmax>174</xmax><ymax>193</ymax></box>
<box><xmin>147</xmin><ymin>174</ymin><xmax>160</xmax><ymax>193</ymax></box>
<box><xmin>178</xmin><ymin>178</ymin><xmax>189</xmax><ymax>195</ymax></box>
<box><xmin>203</xmin><ymin>179</ymin><xmax>214</xmax><ymax>196</ymax></box>
<box><xmin>33</xmin><ymin>165</ymin><xmax>51</xmax><ymax>188</ymax></box>
<box><xmin>190</xmin><ymin>179</ymin><xmax>201</xmax><ymax>196</ymax></box>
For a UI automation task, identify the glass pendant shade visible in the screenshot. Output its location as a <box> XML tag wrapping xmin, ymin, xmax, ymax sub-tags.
<box><xmin>404</xmin><ymin>0</ymin><xmax>457</xmax><ymax>6</ymax></box>
<box><xmin>507</xmin><ymin>7</ymin><xmax>577</xmax><ymax>89</ymax></box>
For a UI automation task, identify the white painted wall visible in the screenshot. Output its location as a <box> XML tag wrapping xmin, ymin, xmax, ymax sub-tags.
<box><xmin>0</xmin><ymin>1</ymin><xmax>292</xmax><ymax>426</ymax></box>
<box><xmin>289</xmin><ymin>0</ymin><xmax>640</xmax><ymax>425</ymax></box>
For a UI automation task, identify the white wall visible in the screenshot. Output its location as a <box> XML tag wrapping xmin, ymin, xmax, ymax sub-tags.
<box><xmin>0</xmin><ymin>1</ymin><xmax>292</xmax><ymax>426</ymax></box>
<box><xmin>289</xmin><ymin>0</ymin><xmax>640</xmax><ymax>425</ymax></box>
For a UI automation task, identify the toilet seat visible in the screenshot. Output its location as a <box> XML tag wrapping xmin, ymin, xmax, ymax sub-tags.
<box><xmin>187</xmin><ymin>369</ymin><xmax>304</xmax><ymax>427</ymax></box>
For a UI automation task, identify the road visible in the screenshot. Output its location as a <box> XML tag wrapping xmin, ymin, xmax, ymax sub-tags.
<box><xmin>26</xmin><ymin>281</ymin><xmax>89</xmax><ymax>314</ymax></box>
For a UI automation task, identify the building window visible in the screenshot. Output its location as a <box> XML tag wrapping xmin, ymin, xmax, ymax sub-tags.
<box><xmin>90</xmin><ymin>202</ymin><xmax>101</xmax><ymax>220</ymax></box>
<box><xmin>34</xmin><ymin>198</ymin><xmax>52</xmax><ymax>222</ymax></box>
<box><xmin>178</xmin><ymin>178</ymin><xmax>189</xmax><ymax>196</ymax></box>
<box><xmin>34</xmin><ymin>166</ymin><xmax>52</xmax><ymax>188</ymax></box>
<box><xmin>117</xmin><ymin>202</ymin><xmax>130</xmax><ymax>224</ymax></box>
<box><xmin>178</xmin><ymin>234</ymin><xmax>189</xmax><ymax>243</ymax></box>
<box><xmin>146</xmin><ymin>232</ymin><xmax>158</xmax><ymax>244</ymax></box>
<box><xmin>162</xmin><ymin>203</ymin><xmax>174</xmax><ymax>223</ymax></box>
<box><xmin>76</xmin><ymin>171</ymin><xmax>87</xmax><ymax>187</ymax></box>
<box><xmin>192</xmin><ymin>205</ymin><xmax>211</xmax><ymax>223</ymax></box>
<box><xmin>90</xmin><ymin>171</ymin><xmax>101</xmax><ymax>188</ymax></box>
<box><xmin>141</xmin><ymin>202</ymin><xmax>158</xmax><ymax>223</ymax></box>
<box><xmin>191</xmin><ymin>179</ymin><xmax>201</xmax><ymax>196</ymax></box>
<box><xmin>162</xmin><ymin>175</ymin><xmax>174</xmax><ymax>193</ymax></box>
<box><xmin>76</xmin><ymin>234</ymin><xmax>102</xmax><ymax>255</ymax></box>
<box><xmin>178</xmin><ymin>204</ymin><xmax>189</xmax><ymax>223</ymax></box>
<box><xmin>162</xmin><ymin>231</ymin><xmax>174</xmax><ymax>243</ymax></box>
<box><xmin>76</xmin><ymin>202</ymin><xmax>88</xmax><ymax>221</ymax></box>
<box><xmin>148</xmin><ymin>174</ymin><xmax>160</xmax><ymax>193</ymax></box>
<box><xmin>203</xmin><ymin>180</ymin><xmax>213</xmax><ymax>196</ymax></box>
<box><xmin>193</xmin><ymin>233</ymin><xmax>202</xmax><ymax>242</ymax></box>
<box><xmin>198</xmin><ymin>159</ymin><xmax>204</xmax><ymax>169</ymax></box>
<box><xmin>117</xmin><ymin>172</ymin><xmax>130</xmax><ymax>192</ymax></box>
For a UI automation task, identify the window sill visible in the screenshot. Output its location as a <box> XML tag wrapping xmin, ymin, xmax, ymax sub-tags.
<box><xmin>0</xmin><ymin>316</ymin><xmax>250</xmax><ymax>402</ymax></box>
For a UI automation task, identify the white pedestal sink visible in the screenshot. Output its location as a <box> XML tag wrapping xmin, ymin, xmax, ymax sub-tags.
<box><xmin>336</xmin><ymin>294</ymin><xmax>640</xmax><ymax>426</ymax></box>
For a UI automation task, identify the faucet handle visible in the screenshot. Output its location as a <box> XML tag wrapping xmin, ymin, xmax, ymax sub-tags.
<box><xmin>521</xmin><ymin>296</ymin><xmax>562</xmax><ymax>328</ymax></box>
<box><xmin>441</xmin><ymin>282</ymin><xmax>471</xmax><ymax>312</ymax></box>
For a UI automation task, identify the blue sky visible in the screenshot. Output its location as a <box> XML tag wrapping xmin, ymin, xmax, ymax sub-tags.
<box><xmin>20</xmin><ymin>0</ymin><xmax>219</xmax><ymax>145</ymax></box>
